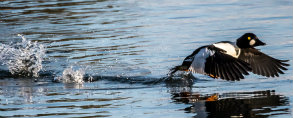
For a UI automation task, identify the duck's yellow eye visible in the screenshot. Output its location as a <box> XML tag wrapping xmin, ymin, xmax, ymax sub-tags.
<box><xmin>248</xmin><ymin>37</ymin><xmax>251</xmax><ymax>40</ymax></box>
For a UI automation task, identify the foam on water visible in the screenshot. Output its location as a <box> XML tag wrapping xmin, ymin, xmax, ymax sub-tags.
<box><xmin>0</xmin><ymin>34</ymin><xmax>45</xmax><ymax>77</ymax></box>
<box><xmin>54</xmin><ymin>66</ymin><xmax>86</xmax><ymax>84</ymax></box>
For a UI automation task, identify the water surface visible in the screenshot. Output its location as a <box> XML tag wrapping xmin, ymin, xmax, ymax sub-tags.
<box><xmin>0</xmin><ymin>0</ymin><xmax>292</xmax><ymax>117</ymax></box>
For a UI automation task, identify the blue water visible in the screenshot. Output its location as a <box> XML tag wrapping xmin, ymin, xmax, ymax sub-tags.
<box><xmin>0</xmin><ymin>0</ymin><xmax>292</xmax><ymax>117</ymax></box>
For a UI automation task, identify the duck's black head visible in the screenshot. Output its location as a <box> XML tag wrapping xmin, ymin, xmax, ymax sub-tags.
<box><xmin>236</xmin><ymin>33</ymin><xmax>266</xmax><ymax>48</ymax></box>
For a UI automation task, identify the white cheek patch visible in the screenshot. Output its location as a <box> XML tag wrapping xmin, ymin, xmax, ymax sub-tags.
<box><xmin>250</xmin><ymin>39</ymin><xmax>256</xmax><ymax>46</ymax></box>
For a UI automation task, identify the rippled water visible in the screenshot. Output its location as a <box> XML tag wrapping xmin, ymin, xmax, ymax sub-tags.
<box><xmin>0</xmin><ymin>0</ymin><xmax>292</xmax><ymax>117</ymax></box>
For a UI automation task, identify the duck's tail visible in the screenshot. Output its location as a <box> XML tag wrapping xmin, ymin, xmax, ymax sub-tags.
<box><xmin>168</xmin><ymin>65</ymin><xmax>189</xmax><ymax>76</ymax></box>
<box><xmin>169</xmin><ymin>66</ymin><xmax>180</xmax><ymax>76</ymax></box>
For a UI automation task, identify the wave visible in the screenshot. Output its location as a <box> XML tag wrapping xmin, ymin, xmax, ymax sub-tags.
<box><xmin>0</xmin><ymin>35</ymin><xmax>192</xmax><ymax>85</ymax></box>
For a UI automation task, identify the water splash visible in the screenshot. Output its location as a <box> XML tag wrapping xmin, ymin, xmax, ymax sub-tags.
<box><xmin>54</xmin><ymin>66</ymin><xmax>86</xmax><ymax>84</ymax></box>
<box><xmin>0</xmin><ymin>34</ymin><xmax>45</xmax><ymax>77</ymax></box>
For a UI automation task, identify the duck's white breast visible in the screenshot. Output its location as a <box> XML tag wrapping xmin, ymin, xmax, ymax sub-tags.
<box><xmin>189</xmin><ymin>47</ymin><xmax>215</xmax><ymax>74</ymax></box>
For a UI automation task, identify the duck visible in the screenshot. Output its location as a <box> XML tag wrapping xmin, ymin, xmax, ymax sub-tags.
<box><xmin>170</xmin><ymin>33</ymin><xmax>289</xmax><ymax>81</ymax></box>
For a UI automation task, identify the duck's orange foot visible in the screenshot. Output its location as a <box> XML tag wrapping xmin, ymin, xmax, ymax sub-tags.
<box><xmin>208</xmin><ymin>74</ymin><xmax>218</xmax><ymax>78</ymax></box>
<box><xmin>206</xmin><ymin>94</ymin><xmax>218</xmax><ymax>101</ymax></box>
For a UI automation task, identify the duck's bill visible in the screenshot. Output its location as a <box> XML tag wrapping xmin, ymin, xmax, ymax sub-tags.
<box><xmin>254</xmin><ymin>39</ymin><xmax>266</xmax><ymax>46</ymax></box>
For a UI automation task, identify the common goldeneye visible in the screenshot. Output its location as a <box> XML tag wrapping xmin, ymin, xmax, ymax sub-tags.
<box><xmin>170</xmin><ymin>33</ymin><xmax>289</xmax><ymax>81</ymax></box>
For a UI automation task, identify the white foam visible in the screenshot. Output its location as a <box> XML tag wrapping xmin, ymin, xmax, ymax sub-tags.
<box><xmin>54</xmin><ymin>66</ymin><xmax>85</xmax><ymax>84</ymax></box>
<box><xmin>0</xmin><ymin>34</ymin><xmax>45</xmax><ymax>77</ymax></box>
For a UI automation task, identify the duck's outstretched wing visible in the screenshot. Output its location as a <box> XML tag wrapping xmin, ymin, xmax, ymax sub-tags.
<box><xmin>203</xmin><ymin>46</ymin><xmax>252</xmax><ymax>81</ymax></box>
<box><xmin>238</xmin><ymin>48</ymin><xmax>289</xmax><ymax>77</ymax></box>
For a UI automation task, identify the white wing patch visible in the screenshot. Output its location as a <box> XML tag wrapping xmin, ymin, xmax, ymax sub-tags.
<box><xmin>189</xmin><ymin>47</ymin><xmax>214</xmax><ymax>74</ymax></box>
<box><xmin>213</xmin><ymin>43</ymin><xmax>240</xmax><ymax>58</ymax></box>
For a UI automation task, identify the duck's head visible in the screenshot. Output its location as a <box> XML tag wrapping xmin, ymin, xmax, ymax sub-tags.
<box><xmin>236</xmin><ymin>33</ymin><xmax>266</xmax><ymax>48</ymax></box>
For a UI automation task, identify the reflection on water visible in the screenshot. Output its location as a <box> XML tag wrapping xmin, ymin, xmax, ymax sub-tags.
<box><xmin>171</xmin><ymin>90</ymin><xmax>289</xmax><ymax>118</ymax></box>
<box><xmin>0</xmin><ymin>78</ymin><xmax>290</xmax><ymax>118</ymax></box>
